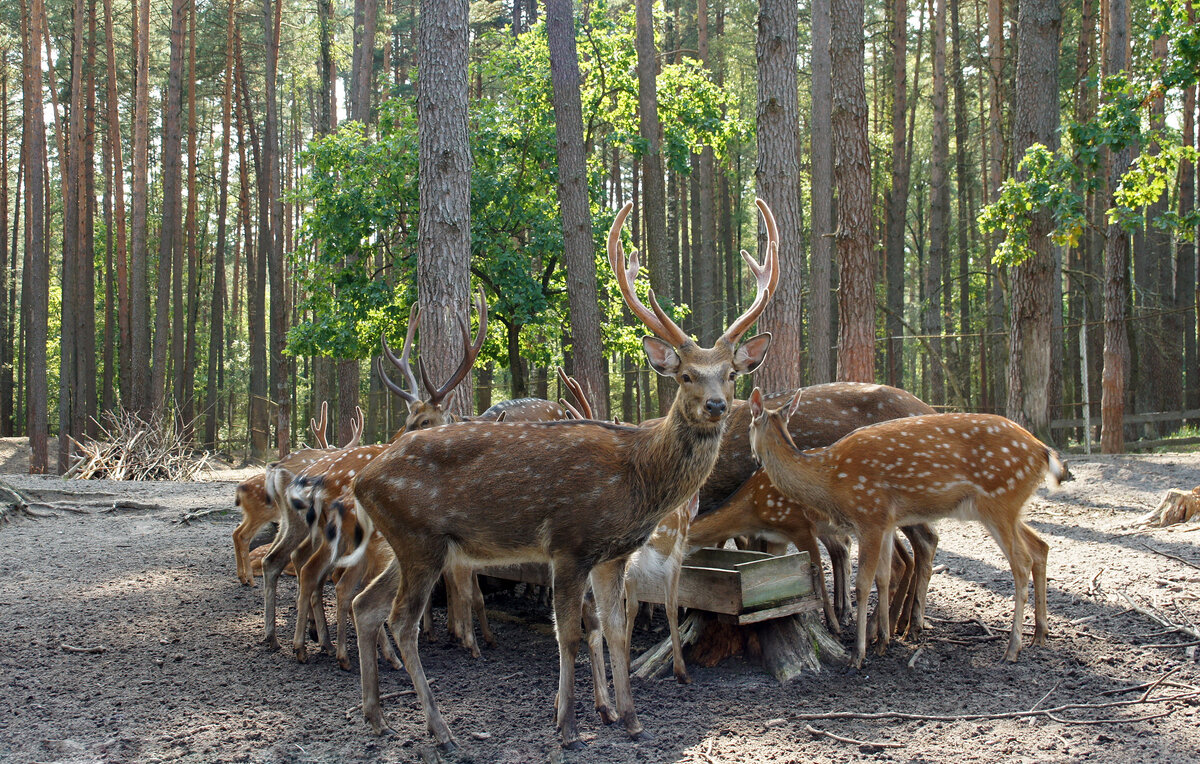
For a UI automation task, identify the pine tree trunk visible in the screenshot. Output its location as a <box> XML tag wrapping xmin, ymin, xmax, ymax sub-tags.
<box><xmin>884</xmin><ymin>0</ymin><xmax>907</xmax><ymax>389</ymax></box>
<box><xmin>156</xmin><ymin>0</ymin><xmax>186</xmax><ymax>414</ymax></box>
<box><xmin>182</xmin><ymin>0</ymin><xmax>200</xmax><ymax>436</ymax></box>
<box><xmin>1182</xmin><ymin>4</ymin><xmax>1197</xmax><ymax>413</ymax></box>
<box><xmin>128</xmin><ymin>0</ymin><xmax>151</xmax><ymax>416</ymax></box>
<box><xmin>925</xmin><ymin>0</ymin><xmax>948</xmax><ymax>407</ymax></box>
<box><xmin>205</xmin><ymin>0</ymin><xmax>237</xmax><ymax>449</ymax></box>
<box><xmin>20</xmin><ymin>0</ymin><xmax>49</xmax><ymax>472</ymax></box>
<box><xmin>1005</xmin><ymin>0</ymin><xmax>1060</xmax><ymax>439</ymax></box>
<box><xmin>417</xmin><ymin>0</ymin><xmax>473</xmax><ymax>419</ymax></box>
<box><xmin>0</xmin><ymin>65</ymin><xmax>10</xmax><ymax>434</ymax></box>
<box><xmin>831</xmin><ymin>0</ymin><xmax>875</xmax><ymax>383</ymax></box>
<box><xmin>546</xmin><ymin>0</ymin><xmax>607</xmax><ymax>419</ymax></box>
<box><xmin>754</xmin><ymin>0</ymin><xmax>803</xmax><ymax>392</ymax></box>
<box><xmin>1101</xmin><ymin>0</ymin><xmax>1130</xmax><ymax>453</ymax></box>
<box><xmin>950</xmin><ymin>0</ymin><xmax>972</xmax><ymax>407</ymax></box>
<box><xmin>635</xmin><ymin>0</ymin><xmax>674</xmax><ymax>413</ymax></box>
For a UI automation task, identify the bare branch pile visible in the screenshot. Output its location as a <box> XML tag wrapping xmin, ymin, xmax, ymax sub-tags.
<box><xmin>65</xmin><ymin>410</ymin><xmax>209</xmax><ymax>481</ymax></box>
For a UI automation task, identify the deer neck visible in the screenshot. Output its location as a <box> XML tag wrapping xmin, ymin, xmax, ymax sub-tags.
<box><xmin>758</xmin><ymin>436</ymin><xmax>837</xmax><ymax>522</ymax></box>
<box><xmin>633</xmin><ymin>397</ymin><xmax>727</xmax><ymax>521</ymax></box>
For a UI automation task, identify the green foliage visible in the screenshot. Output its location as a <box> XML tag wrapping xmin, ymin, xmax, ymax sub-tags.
<box><xmin>290</xmin><ymin>10</ymin><xmax>739</xmax><ymax>368</ymax></box>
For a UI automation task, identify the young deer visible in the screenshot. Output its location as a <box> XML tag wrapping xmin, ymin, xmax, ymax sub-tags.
<box><xmin>345</xmin><ymin>199</ymin><xmax>777</xmax><ymax>750</ymax></box>
<box><xmin>233</xmin><ymin>404</ymin><xmax>361</xmax><ymax>586</ymax></box>
<box><xmin>693</xmin><ymin>382</ymin><xmax>939</xmax><ymax>633</ymax></box>
<box><xmin>748</xmin><ymin>388</ymin><xmax>1061</xmax><ymax>667</ymax></box>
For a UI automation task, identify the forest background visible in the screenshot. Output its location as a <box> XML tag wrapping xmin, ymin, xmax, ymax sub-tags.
<box><xmin>1</xmin><ymin>0</ymin><xmax>1198</xmax><ymax>474</ymax></box>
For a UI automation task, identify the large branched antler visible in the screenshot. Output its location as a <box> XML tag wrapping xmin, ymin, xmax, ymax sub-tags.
<box><xmin>380</xmin><ymin>304</ymin><xmax>422</xmax><ymax>405</ymax></box>
<box><xmin>417</xmin><ymin>286</ymin><xmax>488</xmax><ymax>405</ymax></box>
<box><xmin>719</xmin><ymin>198</ymin><xmax>780</xmax><ymax>346</ymax></box>
<box><xmin>607</xmin><ymin>203</ymin><xmax>691</xmax><ymax>348</ymax></box>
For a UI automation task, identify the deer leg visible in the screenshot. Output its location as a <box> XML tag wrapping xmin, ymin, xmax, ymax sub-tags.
<box><xmin>445</xmin><ymin>565</ymin><xmax>480</xmax><ymax>657</ymax></box>
<box><xmin>1022</xmin><ymin>523</ymin><xmax>1050</xmax><ymax>646</ymax></box>
<box><xmin>589</xmin><ymin>557</ymin><xmax>646</xmax><ymax>742</ymax></box>
<box><xmin>389</xmin><ymin>549</ymin><xmax>454</xmax><ymax>751</ymax></box>
<box><xmin>335</xmin><ymin>558</ymin><xmax>366</xmax><ymax>671</ymax></box>
<box><xmin>261</xmin><ymin>515</ymin><xmax>303</xmax><ymax>649</ymax></box>
<box><xmin>376</xmin><ymin>624</ymin><xmax>403</xmax><ymax>669</ymax></box>
<box><xmin>796</xmin><ymin>529</ymin><xmax>839</xmax><ymax>635</ymax></box>
<box><xmin>582</xmin><ymin>590</ymin><xmax>618</xmax><ymax>724</ymax></box>
<box><xmin>623</xmin><ymin>578</ymin><xmax>639</xmax><ymax>649</ymax></box>
<box><xmin>900</xmin><ymin>523</ymin><xmax>939</xmax><ymax>639</ymax></box>
<box><xmin>354</xmin><ymin>560</ymin><xmax>400</xmax><ymax>735</ymax></box>
<box><xmin>472</xmin><ymin>572</ymin><xmax>496</xmax><ymax>647</ymax></box>
<box><xmin>233</xmin><ymin>516</ymin><xmax>263</xmax><ymax>586</ymax></box>
<box><xmin>821</xmin><ymin>531</ymin><xmax>852</xmax><ymax>626</ymax></box>
<box><xmin>853</xmin><ymin>530</ymin><xmax>884</xmax><ymax>668</ymax></box>
<box><xmin>550</xmin><ymin>560</ymin><xmax>590</xmax><ymax>750</ymax></box>
<box><xmin>887</xmin><ymin>534</ymin><xmax>914</xmax><ymax>636</ymax></box>
<box><xmin>873</xmin><ymin>533</ymin><xmax>895</xmax><ymax>656</ymax></box>
<box><xmin>292</xmin><ymin>538</ymin><xmax>332</xmax><ymax>663</ymax></box>
<box><xmin>664</xmin><ymin>547</ymin><xmax>691</xmax><ymax>684</ymax></box>
<box><xmin>986</xmin><ymin>514</ymin><xmax>1031</xmax><ymax>662</ymax></box>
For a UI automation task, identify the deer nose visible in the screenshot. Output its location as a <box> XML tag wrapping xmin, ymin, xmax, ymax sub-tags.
<box><xmin>704</xmin><ymin>398</ymin><xmax>727</xmax><ymax>417</ymax></box>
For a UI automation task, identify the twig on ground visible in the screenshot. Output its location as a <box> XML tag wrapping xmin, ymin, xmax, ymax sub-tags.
<box><xmin>1120</xmin><ymin>591</ymin><xmax>1200</xmax><ymax>641</ymax></box>
<box><xmin>175</xmin><ymin>507</ymin><xmax>228</xmax><ymax>525</ymax></box>
<box><xmin>28</xmin><ymin>502</ymin><xmax>90</xmax><ymax>514</ymax></box>
<box><xmin>804</xmin><ymin>724</ymin><xmax>903</xmax><ymax>750</ymax></box>
<box><xmin>789</xmin><ymin>690</ymin><xmax>1199</xmax><ymax>725</ymax></box>
<box><xmin>0</xmin><ymin>480</ymin><xmax>56</xmax><ymax>522</ymax></box>
<box><xmin>907</xmin><ymin>647</ymin><xmax>925</xmax><ymax>669</ymax></box>
<box><xmin>1030</xmin><ymin>679</ymin><xmax>1063</xmax><ymax>712</ymax></box>
<box><xmin>60</xmin><ymin>643</ymin><xmax>106</xmax><ymax>654</ymax></box>
<box><xmin>1140</xmin><ymin>543</ymin><xmax>1200</xmax><ymax>571</ymax></box>
<box><xmin>344</xmin><ymin>684</ymin><xmax>431</xmax><ymax>720</ymax></box>
<box><xmin>1087</xmin><ymin>568</ymin><xmax>1105</xmax><ymax>596</ymax></box>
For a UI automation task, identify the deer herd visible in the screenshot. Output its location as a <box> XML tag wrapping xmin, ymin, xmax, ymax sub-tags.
<box><xmin>229</xmin><ymin>200</ymin><xmax>1063</xmax><ymax>752</ymax></box>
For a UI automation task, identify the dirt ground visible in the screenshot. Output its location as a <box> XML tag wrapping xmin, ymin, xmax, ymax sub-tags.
<box><xmin>1</xmin><ymin>450</ymin><xmax>1198</xmax><ymax>763</ymax></box>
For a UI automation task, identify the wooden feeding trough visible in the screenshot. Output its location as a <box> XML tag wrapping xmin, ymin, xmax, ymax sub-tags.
<box><xmin>481</xmin><ymin>546</ymin><xmax>841</xmax><ymax>681</ymax></box>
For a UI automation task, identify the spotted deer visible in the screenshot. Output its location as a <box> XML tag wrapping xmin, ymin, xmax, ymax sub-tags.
<box><xmin>696</xmin><ymin>383</ymin><xmax>936</xmax><ymax>633</ymax></box>
<box><xmin>748</xmin><ymin>388</ymin><xmax>1061</xmax><ymax>667</ymax></box>
<box><xmin>345</xmin><ymin>199</ymin><xmax>778</xmax><ymax>750</ymax></box>
<box><xmin>233</xmin><ymin>405</ymin><xmax>362</xmax><ymax>586</ymax></box>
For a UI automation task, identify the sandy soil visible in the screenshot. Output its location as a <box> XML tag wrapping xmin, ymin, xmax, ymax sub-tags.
<box><xmin>1</xmin><ymin>452</ymin><xmax>1198</xmax><ymax>763</ymax></box>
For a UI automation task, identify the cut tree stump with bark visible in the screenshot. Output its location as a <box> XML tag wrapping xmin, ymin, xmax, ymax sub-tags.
<box><xmin>1137</xmin><ymin>487</ymin><xmax>1200</xmax><ymax>528</ymax></box>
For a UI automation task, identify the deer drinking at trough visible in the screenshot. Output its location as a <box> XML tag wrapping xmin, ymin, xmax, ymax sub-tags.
<box><xmin>346</xmin><ymin>199</ymin><xmax>779</xmax><ymax>750</ymax></box>
<box><xmin>747</xmin><ymin>388</ymin><xmax>1062</xmax><ymax>667</ymax></box>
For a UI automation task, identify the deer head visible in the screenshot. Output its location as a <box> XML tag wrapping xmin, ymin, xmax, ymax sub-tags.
<box><xmin>379</xmin><ymin>286</ymin><xmax>488</xmax><ymax>435</ymax></box>
<box><xmin>608</xmin><ymin>199</ymin><xmax>778</xmax><ymax>434</ymax></box>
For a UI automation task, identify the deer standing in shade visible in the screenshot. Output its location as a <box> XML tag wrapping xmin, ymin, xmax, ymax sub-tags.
<box><xmin>748</xmin><ymin>388</ymin><xmax>1061</xmax><ymax>667</ymax></box>
<box><xmin>345</xmin><ymin>199</ymin><xmax>779</xmax><ymax>750</ymax></box>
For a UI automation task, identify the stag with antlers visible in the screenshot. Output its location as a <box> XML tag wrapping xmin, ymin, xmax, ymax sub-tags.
<box><xmin>346</xmin><ymin>199</ymin><xmax>778</xmax><ymax>750</ymax></box>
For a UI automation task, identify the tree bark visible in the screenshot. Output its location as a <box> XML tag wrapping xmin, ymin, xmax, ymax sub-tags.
<box><xmin>884</xmin><ymin>0</ymin><xmax>907</xmax><ymax>388</ymax></box>
<box><xmin>20</xmin><ymin>0</ymin><xmax>50</xmax><ymax>472</ymax></box>
<box><xmin>924</xmin><ymin>0</ymin><xmax>948</xmax><ymax>407</ymax></box>
<box><xmin>755</xmin><ymin>0</ymin><xmax>804</xmax><ymax>392</ymax></box>
<box><xmin>102</xmin><ymin>0</ymin><xmax>130</xmax><ymax>410</ymax></box>
<box><xmin>0</xmin><ymin>64</ymin><xmax>10</xmax><ymax>434</ymax></box>
<box><xmin>950</xmin><ymin>0</ymin><xmax>972</xmax><ymax>407</ymax></box>
<box><xmin>128</xmin><ymin>0</ymin><xmax>152</xmax><ymax>416</ymax></box>
<box><xmin>182</xmin><ymin>0</ymin><xmax>200</xmax><ymax>435</ymax></box>
<box><xmin>155</xmin><ymin>0</ymin><xmax>187</xmax><ymax>414</ymax></box>
<box><xmin>546</xmin><ymin>0</ymin><xmax>607</xmax><ymax>418</ymax></box>
<box><xmin>1182</xmin><ymin>2</ymin><xmax>1197</xmax><ymax>413</ymax></box>
<box><xmin>831</xmin><ymin>0</ymin><xmax>875</xmax><ymax>382</ymax></box>
<box><xmin>417</xmin><ymin>0</ymin><xmax>473</xmax><ymax>420</ymax></box>
<box><xmin>1005</xmin><ymin>0</ymin><xmax>1060</xmax><ymax>439</ymax></box>
<box><xmin>635</xmin><ymin>0</ymin><xmax>674</xmax><ymax>412</ymax></box>
<box><xmin>1101</xmin><ymin>0</ymin><xmax>1130</xmax><ymax>453</ymax></box>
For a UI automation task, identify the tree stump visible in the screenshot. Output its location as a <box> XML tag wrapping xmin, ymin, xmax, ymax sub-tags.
<box><xmin>1137</xmin><ymin>487</ymin><xmax>1200</xmax><ymax>528</ymax></box>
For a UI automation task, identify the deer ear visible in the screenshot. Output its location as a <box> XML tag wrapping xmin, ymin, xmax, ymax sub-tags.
<box><xmin>733</xmin><ymin>333</ymin><xmax>772</xmax><ymax>373</ymax></box>
<box><xmin>748</xmin><ymin>387</ymin><xmax>765</xmax><ymax>418</ymax></box>
<box><xmin>642</xmin><ymin>336</ymin><xmax>681</xmax><ymax>377</ymax></box>
<box><xmin>787</xmin><ymin>388</ymin><xmax>805</xmax><ymax>420</ymax></box>
<box><xmin>441</xmin><ymin>389</ymin><xmax>457</xmax><ymax>413</ymax></box>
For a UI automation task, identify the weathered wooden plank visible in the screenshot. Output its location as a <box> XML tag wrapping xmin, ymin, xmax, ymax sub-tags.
<box><xmin>736</xmin><ymin>551</ymin><xmax>813</xmax><ymax>608</ymax></box>
<box><xmin>733</xmin><ymin>596</ymin><xmax>822</xmax><ymax>625</ymax></box>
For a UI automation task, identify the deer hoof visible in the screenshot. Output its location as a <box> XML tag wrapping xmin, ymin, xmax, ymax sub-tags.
<box><xmin>597</xmin><ymin>705</ymin><xmax>619</xmax><ymax>725</ymax></box>
<box><xmin>675</xmin><ymin>671</ymin><xmax>693</xmax><ymax>685</ymax></box>
<box><xmin>629</xmin><ymin>728</ymin><xmax>654</xmax><ymax>743</ymax></box>
<box><xmin>338</xmin><ymin>656</ymin><xmax>351</xmax><ymax>671</ymax></box>
<box><xmin>562</xmin><ymin>740</ymin><xmax>587</xmax><ymax>751</ymax></box>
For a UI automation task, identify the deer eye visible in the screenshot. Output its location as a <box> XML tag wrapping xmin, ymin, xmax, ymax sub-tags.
<box><xmin>728</xmin><ymin>371</ymin><xmax>737</xmax><ymax>381</ymax></box>
<box><xmin>681</xmin><ymin>373</ymin><xmax>692</xmax><ymax>383</ymax></box>
<box><xmin>420</xmin><ymin>419</ymin><xmax>431</xmax><ymax>428</ymax></box>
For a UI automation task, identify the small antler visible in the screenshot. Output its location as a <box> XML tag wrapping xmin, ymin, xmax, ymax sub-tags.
<box><xmin>345</xmin><ymin>406</ymin><xmax>365</xmax><ymax>448</ymax></box>
<box><xmin>607</xmin><ymin>203</ymin><xmax>691</xmax><ymax>348</ymax></box>
<box><xmin>556</xmin><ymin>367</ymin><xmax>594</xmax><ymax>420</ymax></box>
<box><xmin>309</xmin><ymin>400</ymin><xmax>329</xmax><ymax>448</ymax></box>
<box><xmin>380</xmin><ymin>304</ymin><xmax>422</xmax><ymax>404</ymax></box>
<box><xmin>418</xmin><ymin>286</ymin><xmax>488</xmax><ymax>405</ymax></box>
<box><xmin>718</xmin><ymin>198</ymin><xmax>780</xmax><ymax>346</ymax></box>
